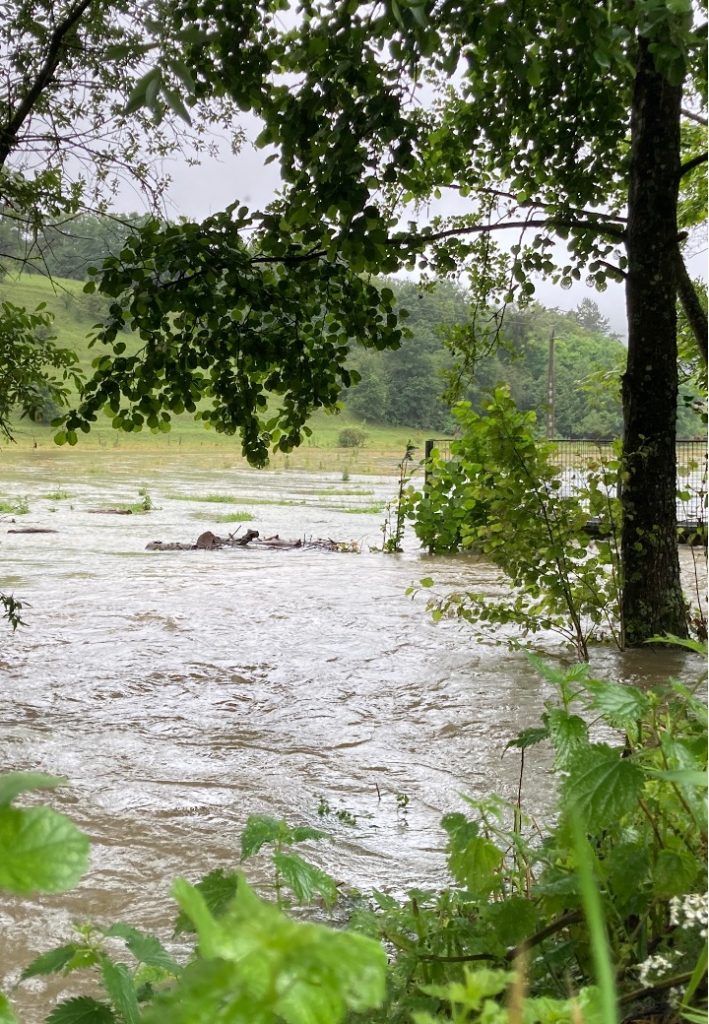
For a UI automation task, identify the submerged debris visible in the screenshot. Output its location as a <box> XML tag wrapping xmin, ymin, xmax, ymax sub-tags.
<box><xmin>146</xmin><ymin>529</ymin><xmax>359</xmax><ymax>553</ymax></box>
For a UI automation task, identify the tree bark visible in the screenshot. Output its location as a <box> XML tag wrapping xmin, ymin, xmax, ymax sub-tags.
<box><xmin>622</xmin><ymin>36</ymin><xmax>688</xmax><ymax>645</ymax></box>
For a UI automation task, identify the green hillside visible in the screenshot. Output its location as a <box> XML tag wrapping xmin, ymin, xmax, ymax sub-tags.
<box><xmin>1</xmin><ymin>272</ymin><xmax>702</xmax><ymax>463</ymax></box>
<box><xmin>0</xmin><ymin>273</ymin><xmax>428</xmax><ymax>466</ymax></box>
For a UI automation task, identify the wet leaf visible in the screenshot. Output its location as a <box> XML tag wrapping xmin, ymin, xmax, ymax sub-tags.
<box><xmin>102</xmin><ymin>924</ymin><xmax>181</xmax><ymax>974</ymax></box>
<box><xmin>0</xmin><ymin>806</ymin><xmax>89</xmax><ymax>894</ymax></box>
<box><xmin>21</xmin><ymin>944</ymin><xmax>81</xmax><ymax>980</ymax></box>
<box><xmin>100</xmin><ymin>959</ymin><xmax>140</xmax><ymax>1024</ymax></box>
<box><xmin>45</xmin><ymin>997</ymin><xmax>116</xmax><ymax>1024</ymax></box>
<box><xmin>272</xmin><ymin>851</ymin><xmax>338</xmax><ymax>907</ymax></box>
<box><xmin>562</xmin><ymin>746</ymin><xmax>644</xmax><ymax>830</ymax></box>
<box><xmin>0</xmin><ymin>772</ymin><xmax>64</xmax><ymax>807</ymax></box>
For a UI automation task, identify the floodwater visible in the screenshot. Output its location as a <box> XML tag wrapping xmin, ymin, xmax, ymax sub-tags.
<box><xmin>0</xmin><ymin>448</ymin><xmax>705</xmax><ymax>1020</ymax></box>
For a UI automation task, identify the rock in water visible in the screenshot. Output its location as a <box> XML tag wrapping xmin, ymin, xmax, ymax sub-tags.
<box><xmin>196</xmin><ymin>530</ymin><xmax>219</xmax><ymax>549</ymax></box>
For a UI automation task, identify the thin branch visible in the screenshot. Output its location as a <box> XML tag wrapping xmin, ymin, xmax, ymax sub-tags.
<box><xmin>435</xmin><ymin>184</ymin><xmax>628</xmax><ymax>224</ymax></box>
<box><xmin>619</xmin><ymin>970</ymin><xmax>694</xmax><ymax>1007</ymax></box>
<box><xmin>681</xmin><ymin>107</ymin><xmax>708</xmax><ymax>126</ymax></box>
<box><xmin>416</xmin><ymin>910</ymin><xmax>583</xmax><ymax>964</ymax></box>
<box><xmin>0</xmin><ymin>0</ymin><xmax>98</xmax><ymax>169</ymax></box>
<box><xmin>389</xmin><ymin>217</ymin><xmax>627</xmax><ymax>249</ymax></box>
<box><xmin>680</xmin><ymin>152</ymin><xmax>708</xmax><ymax>178</ymax></box>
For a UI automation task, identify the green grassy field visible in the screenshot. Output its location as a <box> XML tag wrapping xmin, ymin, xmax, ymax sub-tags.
<box><xmin>1</xmin><ymin>273</ymin><xmax>432</xmax><ymax>473</ymax></box>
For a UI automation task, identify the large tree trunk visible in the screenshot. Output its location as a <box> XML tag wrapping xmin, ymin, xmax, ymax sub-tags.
<box><xmin>622</xmin><ymin>37</ymin><xmax>688</xmax><ymax>646</ymax></box>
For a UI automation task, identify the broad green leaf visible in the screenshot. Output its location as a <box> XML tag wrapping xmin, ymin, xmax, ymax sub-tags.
<box><xmin>0</xmin><ymin>772</ymin><xmax>64</xmax><ymax>807</ymax></box>
<box><xmin>0</xmin><ymin>806</ymin><xmax>89</xmax><ymax>893</ymax></box>
<box><xmin>288</xmin><ymin>825</ymin><xmax>329</xmax><ymax>844</ymax></box>
<box><xmin>605</xmin><ymin>842</ymin><xmax>651</xmax><ymax>914</ymax></box>
<box><xmin>482</xmin><ymin>897</ymin><xmax>540</xmax><ymax>948</ymax></box>
<box><xmin>446</xmin><ymin>833</ymin><xmax>502</xmax><ymax>896</ymax></box>
<box><xmin>21</xmin><ymin>943</ymin><xmax>80</xmax><ymax>980</ymax></box>
<box><xmin>172</xmin><ymin>879</ymin><xmax>223</xmax><ymax>959</ymax></box>
<box><xmin>162</xmin><ymin>87</ymin><xmax>192</xmax><ymax>126</ymax></box>
<box><xmin>272</xmin><ymin>851</ymin><xmax>338</xmax><ymax>907</ymax></box>
<box><xmin>164</xmin><ymin>875</ymin><xmax>386</xmax><ymax>1024</ymax></box>
<box><xmin>585</xmin><ymin>680</ymin><xmax>650</xmax><ymax>727</ymax></box>
<box><xmin>240</xmin><ymin>814</ymin><xmax>288</xmax><ymax>859</ymax></box>
<box><xmin>545</xmin><ymin>709</ymin><xmax>589</xmax><ymax>768</ymax></box>
<box><xmin>505</xmin><ymin>725</ymin><xmax>549</xmax><ymax>751</ymax></box>
<box><xmin>173</xmin><ymin>868</ymin><xmax>238</xmax><ymax>934</ymax></box>
<box><xmin>100</xmin><ymin>958</ymin><xmax>140</xmax><ymax>1024</ymax></box>
<box><xmin>562</xmin><ymin>746</ymin><xmax>644</xmax><ymax>830</ymax></box>
<box><xmin>102</xmin><ymin>924</ymin><xmax>181</xmax><ymax>975</ymax></box>
<box><xmin>653</xmin><ymin>849</ymin><xmax>702</xmax><ymax>897</ymax></box>
<box><xmin>45</xmin><ymin>996</ymin><xmax>116</xmax><ymax>1024</ymax></box>
<box><xmin>0</xmin><ymin>993</ymin><xmax>18</xmax><ymax>1024</ymax></box>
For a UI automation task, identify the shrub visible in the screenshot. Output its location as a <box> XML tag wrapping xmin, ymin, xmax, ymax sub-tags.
<box><xmin>337</xmin><ymin>428</ymin><xmax>367</xmax><ymax>448</ymax></box>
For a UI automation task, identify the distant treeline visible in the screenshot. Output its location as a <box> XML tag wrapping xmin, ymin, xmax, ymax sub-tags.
<box><xmin>347</xmin><ymin>280</ymin><xmax>703</xmax><ymax>439</ymax></box>
<box><xmin>0</xmin><ymin>211</ymin><xmax>147</xmax><ymax>282</ymax></box>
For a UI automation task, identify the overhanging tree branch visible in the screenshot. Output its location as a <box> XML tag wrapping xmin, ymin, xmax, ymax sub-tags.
<box><xmin>675</xmin><ymin>249</ymin><xmax>708</xmax><ymax>366</ymax></box>
<box><xmin>679</xmin><ymin>152</ymin><xmax>708</xmax><ymax>178</ymax></box>
<box><xmin>0</xmin><ymin>0</ymin><xmax>97</xmax><ymax>169</ymax></box>
<box><xmin>681</xmin><ymin>107</ymin><xmax>708</xmax><ymax>126</ymax></box>
<box><xmin>388</xmin><ymin>217</ymin><xmax>627</xmax><ymax>249</ymax></box>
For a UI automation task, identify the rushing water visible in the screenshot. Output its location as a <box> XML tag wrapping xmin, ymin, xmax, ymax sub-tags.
<box><xmin>0</xmin><ymin>448</ymin><xmax>704</xmax><ymax>1020</ymax></box>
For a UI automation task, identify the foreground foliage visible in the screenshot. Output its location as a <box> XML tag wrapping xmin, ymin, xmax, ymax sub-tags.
<box><xmin>1</xmin><ymin>652</ymin><xmax>706</xmax><ymax>1023</ymax></box>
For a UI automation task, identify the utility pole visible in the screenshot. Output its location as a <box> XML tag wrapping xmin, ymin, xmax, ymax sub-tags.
<box><xmin>546</xmin><ymin>329</ymin><xmax>556</xmax><ymax>438</ymax></box>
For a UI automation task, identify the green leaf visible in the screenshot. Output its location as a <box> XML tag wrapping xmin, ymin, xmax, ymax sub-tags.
<box><xmin>442</xmin><ymin>817</ymin><xmax>502</xmax><ymax>896</ymax></box>
<box><xmin>100</xmin><ymin>958</ymin><xmax>140</xmax><ymax>1024</ymax></box>
<box><xmin>21</xmin><ymin>944</ymin><xmax>80</xmax><ymax>980</ymax></box>
<box><xmin>162</xmin><ymin>875</ymin><xmax>386</xmax><ymax>1024</ymax></box>
<box><xmin>506</xmin><ymin>725</ymin><xmax>549</xmax><ymax>751</ymax></box>
<box><xmin>653</xmin><ymin>849</ymin><xmax>702</xmax><ymax>897</ymax></box>
<box><xmin>240</xmin><ymin>814</ymin><xmax>288</xmax><ymax>859</ymax></box>
<box><xmin>483</xmin><ymin>897</ymin><xmax>540</xmax><ymax>948</ymax></box>
<box><xmin>272</xmin><ymin>851</ymin><xmax>338</xmax><ymax>907</ymax></box>
<box><xmin>650</xmin><ymin>768</ymin><xmax>708</xmax><ymax>787</ymax></box>
<box><xmin>545</xmin><ymin>709</ymin><xmax>589</xmax><ymax>768</ymax></box>
<box><xmin>0</xmin><ymin>806</ymin><xmax>89</xmax><ymax>893</ymax></box>
<box><xmin>173</xmin><ymin>868</ymin><xmax>239</xmax><ymax>934</ymax></box>
<box><xmin>162</xmin><ymin>87</ymin><xmax>192</xmax><ymax>126</ymax></box>
<box><xmin>46</xmin><ymin>997</ymin><xmax>116</xmax><ymax>1024</ymax></box>
<box><xmin>0</xmin><ymin>993</ymin><xmax>18</xmax><ymax>1024</ymax></box>
<box><xmin>0</xmin><ymin>772</ymin><xmax>65</xmax><ymax>807</ymax></box>
<box><xmin>585</xmin><ymin>680</ymin><xmax>650</xmax><ymax>727</ymax></box>
<box><xmin>562</xmin><ymin>746</ymin><xmax>644</xmax><ymax>831</ymax></box>
<box><xmin>102</xmin><ymin>925</ymin><xmax>181</xmax><ymax>974</ymax></box>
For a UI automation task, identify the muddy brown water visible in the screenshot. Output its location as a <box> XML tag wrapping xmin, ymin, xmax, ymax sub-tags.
<box><xmin>1</xmin><ymin>449</ymin><xmax>705</xmax><ymax>1020</ymax></box>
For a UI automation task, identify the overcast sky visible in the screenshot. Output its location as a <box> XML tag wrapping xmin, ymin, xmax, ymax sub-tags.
<box><xmin>155</xmin><ymin>114</ymin><xmax>707</xmax><ymax>342</ymax></box>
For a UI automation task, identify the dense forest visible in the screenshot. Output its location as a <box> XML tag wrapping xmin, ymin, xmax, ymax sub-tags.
<box><xmin>1</xmin><ymin>213</ymin><xmax>703</xmax><ymax>439</ymax></box>
<box><xmin>348</xmin><ymin>279</ymin><xmax>704</xmax><ymax>439</ymax></box>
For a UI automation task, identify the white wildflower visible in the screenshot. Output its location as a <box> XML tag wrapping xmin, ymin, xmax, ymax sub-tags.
<box><xmin>638</xmin><ymin>951</ymin><xmax>679</xmax><ymax>988</ymax></box>
<box><xmin>669</xmin><ymin>893</ymin><xmax>708</xmax><ymax>938</ymax></box>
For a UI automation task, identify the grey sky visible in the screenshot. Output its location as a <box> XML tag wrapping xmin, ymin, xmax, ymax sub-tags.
<box><xmin>159</xmin><ymin>115</ymin><xmax>706</xmax><ymax>342</ymax></box>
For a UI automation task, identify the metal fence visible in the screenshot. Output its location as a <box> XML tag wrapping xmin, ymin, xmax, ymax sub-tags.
<box><xmin>425</xmin><ymin>436</ymin><xmax>708</xmax><ymax>528</ymax></box>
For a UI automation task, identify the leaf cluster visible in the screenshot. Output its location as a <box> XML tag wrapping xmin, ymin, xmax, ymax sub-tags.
<box><xmin>408</xmin><ymin>387</ymin><xmax>623</xmax><ymax>656</ymax></box>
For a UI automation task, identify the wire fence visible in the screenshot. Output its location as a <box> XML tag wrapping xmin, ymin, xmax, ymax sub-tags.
<box><xmin>425</xmin><ymin>437</ymin><xmax>708</xmax><ymax>528</ymax></box>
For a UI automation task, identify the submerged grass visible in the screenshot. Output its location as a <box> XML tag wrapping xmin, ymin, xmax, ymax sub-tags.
<box><xmin>0</xmin><ymin>498</ymin><xmax>29</xmax><ymax>515</ymax></box>
<box><xmin>43</xmin><ymin>488</ymin><xmax>72</xmax><ymax>501</ymax></box>
<box><xmin>191</xmin><ymin>511</ymin><xmax>256</xmax><ymax>523</ymax></box>
<box><xmin>324</xmin><ymin>503</ymin><xmax>386</xmax><ymax>515</ymax></box>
